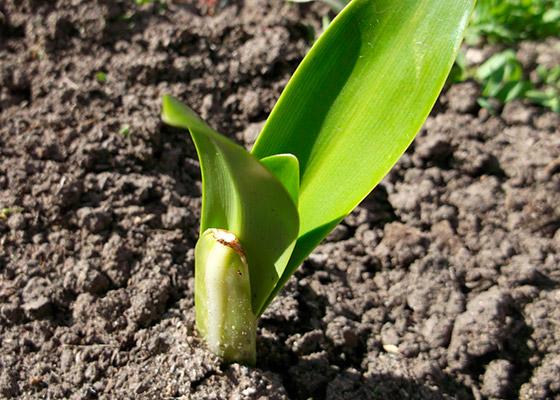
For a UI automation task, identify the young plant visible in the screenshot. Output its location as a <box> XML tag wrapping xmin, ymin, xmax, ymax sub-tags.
<box><xmin>466</xmin><ymin>0</ymin><xmax>560</xmax><ymax>44</ymax></box>
<box><xmin>162</xmin><ymin>0</ymin><xmax>475</xmax><ymax>364</ymax></box>
<box><xmin>456</xmin><ymin>50</ymin><xmax>560</xmax><ymax>113</ymax></box>
<box><xmin>475</xmin><ymin>49</ymin><xmax>532</xmax><ymax>110</ymax></box>
<box><xmin>0</xmin><ymin>206</ymin><xmax>24</xmax><ymax>220</ymax></box>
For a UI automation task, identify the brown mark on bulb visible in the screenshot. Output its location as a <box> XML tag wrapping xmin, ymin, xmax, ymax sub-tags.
<box><xmin>210</xmin><ymin>228</ymin><xmax>247</xmax><ymax>266</ymax></box>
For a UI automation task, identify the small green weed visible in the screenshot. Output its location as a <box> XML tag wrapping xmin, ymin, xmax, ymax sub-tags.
<box><xmin>528</xmin><ymin>65</ymin><xmax>560</xmax><ymax>112</ymax></box>
<box><xmin>1</xmin><ymin>207</ymin><xmax>24</xmax><ymax>220</ymax></box>
<box><xmin>119</xmin><ymin>124</ymin><xmax>132</xmax><ymax>139</ymax></box>
<box><xmin>537</xmin><ymin>64</ymin><xmax>560</xmax><ymax>86</ymax></box>
<box><xmin>467</xmin><ymin>0</ymin><xmax>560</xmax><ymax>44</ymax></box>
<box><xmin>96</xmin><ymin>71</ymin><xmax>107</xmax><ymax>83</ymax></box>
<box><xmin>448</xmin><ymin>0</ymin><xmax>560</xmax><ymax>113</ymax></box>
<box><xmin>451</xmin><ymin>49</ymin><xmax>560</xmax><ymax>113</ymax></box>
<box><xmin>476</xmin><ymin>50</ymin><xmax>532</xmax><ymax>109</ymax></box>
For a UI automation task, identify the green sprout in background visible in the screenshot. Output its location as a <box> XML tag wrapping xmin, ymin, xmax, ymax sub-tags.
<box><xmin>466</xmin><ymin>0</ymin><xmax>560</xmax><ymax>45</ymax></box>
<box><xmin>119</xmin><ymin>124</ymin><xmax>132</xmax><ymax>139</ymax></box>
<box><xmin>0</xmin><ymin>207</ymin><xmax>24</xmax><ymax>220</ymax></box>
<box><xmin>96</xmin><ymin>71</ymin><xmax>107</xmax><ymax>83</ymax></box>
<box><xmin>526</xmin><ymin>65</ymin><xmax>560</xmax><ymax>112</ymax></box>
<box><xmin>454</xmin><ymin>0</ymin><xmax>560</xmax><ymax>113</ymax></box>
<box><xmin>476</xmin><ymin>50</ymin><xmax>533</xmax><ymax>110</ymax></box>
<box><xmin>474</xmin><ymin>50</ymin><xmax>560</xmax><ymax>113</ymax></box>
<box><xmin>449</xmin><ymin>48</ymin><xmax>560</xmax><ymax>113</ymax></box>
<box><xmin>162</xmin><ymin>0</ymin><xmax>475</xmax><ymax>364</ymax></box>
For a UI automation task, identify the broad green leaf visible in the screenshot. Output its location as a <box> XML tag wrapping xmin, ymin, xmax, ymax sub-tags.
<box><xmin>252</xmin><ymin>0</ymin><xmax>475</xmax><ymax>312</ymax></box>
<box><xmin>162</xmin><ymin>95</ymin><xmax>299</xmax><ymax>314</ymax></box>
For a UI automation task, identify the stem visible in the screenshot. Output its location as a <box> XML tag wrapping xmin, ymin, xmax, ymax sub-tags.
<box><xmin>194</xmin><ymin>229</ymin><xmax>257</xmax><ymax>364</ymax></box>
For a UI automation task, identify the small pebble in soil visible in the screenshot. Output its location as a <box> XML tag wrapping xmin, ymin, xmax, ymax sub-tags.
<box><xmin>77</xmin><ymin>207</ymin><xmax>112</xmax><ymax>233</ymax></box>
<box><xmin>162</xmin><ymin>206</ymin><xmax>192</xmax><ymax>229</ymax></box>
<box><xmin>447</xmin><ymin>289</ymin><xmax>514</xmax><ymax>371</ymax></box>
<box><xmin>7</xmin><ymin>212</ymin><xmax>26</xmax><ymax>230</ymax></box>
<box><xmin>482</xmin><ymin>359</ymin><xmax>514</xmax><ymax>398</ymax></box>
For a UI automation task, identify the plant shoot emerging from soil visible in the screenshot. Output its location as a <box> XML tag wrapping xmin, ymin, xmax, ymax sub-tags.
<box><xmin>162</xmin><ymin>0</ymin><xmax>475</xmax><ymax>364</ymax></box>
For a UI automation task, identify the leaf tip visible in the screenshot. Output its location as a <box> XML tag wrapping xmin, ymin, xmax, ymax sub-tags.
<box><xmin>161</xmin><ymin>94</ymin><xmax>209</xmax><ymax>132</ymax></box>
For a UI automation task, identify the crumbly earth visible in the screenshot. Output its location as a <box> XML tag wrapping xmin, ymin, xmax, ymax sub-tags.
<box><xmin>1</xmin><ymin>0</ymin><xmax>559</xmax><ymax>399</ymax></box>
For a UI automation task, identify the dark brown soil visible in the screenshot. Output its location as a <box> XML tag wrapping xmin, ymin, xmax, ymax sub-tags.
<box><xmin>1</xmin><ymin>0</ymin><xmax>559</xmax><ymax>399</ymax></box>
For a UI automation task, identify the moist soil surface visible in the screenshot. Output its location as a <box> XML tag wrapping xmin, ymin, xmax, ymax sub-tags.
<box><xmin>1</xmin><ymin>1</ymin><xmax>559</xmax><ymax>399</ymax></box>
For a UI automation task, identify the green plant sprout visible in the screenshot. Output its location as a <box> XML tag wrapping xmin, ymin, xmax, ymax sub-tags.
<box><xmin>475</xmin><ymin>49</ymin><xmax>533</xmax><ymax>109</ymax></box>
<box><xmin>162</xmin><ymin>0</ymin><xmax>475</xmax><ymax>364</ymax></box>
<box><xmin>448</xmin><ymin>0</ymin><xmax>560</xmax><ymax>113</ymax></box>
<box><xmin>466</xmin><ymin>0</ymin><xmax>560</xmax><ymax>44</ymax></box>
<box><xmin>119</xmin><ymin>124</ymin><xmax>132</xmax><ymax>139</ymax></box>
<box><xmin>96</xmin><ymin>71</ymin><xmax>107</xmax><ymax>83</ymax></box>
<box><xmin>527</xmin><ymin>65</ymin><xmax>560</xmax><ymax>113</ymax></box>
<box><xmin>450</xmin><ymin>49</ymin><xmax>560</xmax><ymax>113</ymax></box>
<box><xmin>0</xmin><ymin>207</ymin><xmax>24</xmax><ymax>220</ymax></box>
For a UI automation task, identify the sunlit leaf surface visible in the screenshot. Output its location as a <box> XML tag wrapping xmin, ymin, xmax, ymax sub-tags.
<box><xmin>252</xmin><ymin>0</ymin><xmax>475</xmax><ymax>313</ymax></box>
